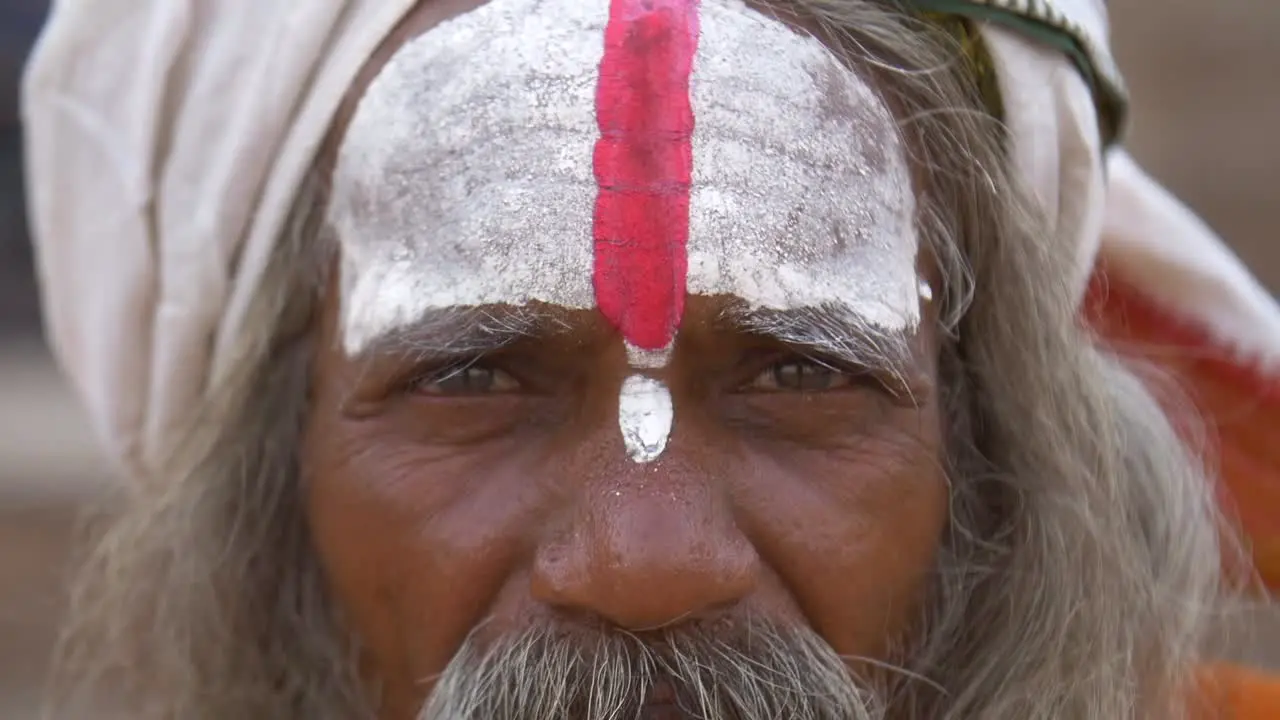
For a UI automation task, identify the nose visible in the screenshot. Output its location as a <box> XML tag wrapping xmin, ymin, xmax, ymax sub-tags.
<box><xmin>531</xmin><ymin>478</ymin><xmax>759</xmax><ymax>630</ymax></box>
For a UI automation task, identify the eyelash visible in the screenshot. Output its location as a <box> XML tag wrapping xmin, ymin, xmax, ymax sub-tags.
<box><xmin>742</xmin><ymin>353</ymin><xmax>860</xmax><ymax>389</ymax></box>
<box><xmin>399</xmin><ymin>357</ymin><xmax>515</xmax><ymax>395</ymax></box>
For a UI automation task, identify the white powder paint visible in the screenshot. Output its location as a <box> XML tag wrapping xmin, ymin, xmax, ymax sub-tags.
<box><xmin>330</xmin><ymin>0</ymin><xmax>932</xmax><ymax>463</ymax></box>
<box><xmin>618</xmin><ymin>375</ymin><xmax>675</xmax><ymax>464</ymax></box>
<box><xmin>684</xmin><ymin>0</ymin><xmax>921</xmax><ymax>332</ymax></box>
<box><xmin>329</xmin><ymin>0</ymin><xmax>610</xmax><ymax>355</ymax></box>
<box><xmin>625</xmin><ymin>342</ymin><xmax>674</xmax><ymax>370</ymax></box>
<box><xmin>919</xmin><ymin>279</ymin><xmax>935</xmax><ymax>303</ymax></box>
<box><xmin>330</xmin><ymin>0</ymin><xmax>924</xmax><ymax>358</ymax></box>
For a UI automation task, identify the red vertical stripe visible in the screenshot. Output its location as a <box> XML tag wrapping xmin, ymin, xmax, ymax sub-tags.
<box><xmin>593</xmin><ymin>0</ymin><xmax>700</xmax><ymax>350</ymax></box>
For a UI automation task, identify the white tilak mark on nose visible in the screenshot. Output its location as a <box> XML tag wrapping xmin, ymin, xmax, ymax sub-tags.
<box><xmin>618</xmin><ymin>375</ymin><xmax>674</xmax><ymax>464</ymax></box>
<box><xmin>626</xmin><ymin>342</ymin><xmax>674</xmax><ymax>369</ymax></box>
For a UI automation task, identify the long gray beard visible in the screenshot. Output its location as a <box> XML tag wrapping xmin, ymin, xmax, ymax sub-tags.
<box><xmin>420</xmin><ymin>619</ymin><xmax>886</xmax><ymax>720</ymax></box>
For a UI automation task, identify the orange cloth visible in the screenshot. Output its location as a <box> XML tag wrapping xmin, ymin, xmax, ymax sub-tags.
<box><xmin>1197</xmin><ymin>664</ymin><xmax>1280</xmax><ymax>719</ymax></box>
<box><xmin>1085</xmin><ymin>268</ymin><xmax>1280</xmax><ymax>591</ymax></box>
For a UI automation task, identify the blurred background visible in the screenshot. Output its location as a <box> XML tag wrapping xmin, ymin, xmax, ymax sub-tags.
<box><xmin>0</xmin><ymin>1</ymin><xmax>1277</xmax><ymax>717</ymax></box>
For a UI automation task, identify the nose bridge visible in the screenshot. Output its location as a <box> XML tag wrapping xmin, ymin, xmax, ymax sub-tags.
<box><xmin>531</xmin><ymin>456</ymin><xmax>759</xmax><ymax>630</ymax></box>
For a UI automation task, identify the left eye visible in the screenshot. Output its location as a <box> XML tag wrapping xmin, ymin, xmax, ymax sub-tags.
<box><xmin>411</xmin><ymin>364</ymin><xmax>521</xmax><ymax>396</ymax></box>
<box><xmin>747</xmin><ymin>358</ymin><xmax>857</xmax><ymax>392</ymax></box>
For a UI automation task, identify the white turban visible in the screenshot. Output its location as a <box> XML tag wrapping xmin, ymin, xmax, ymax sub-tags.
<box><xmin>23</xmin><ymin>0</ymin><xmax>421</xmax><ymax>477</ymax></box>
<box><xmin>22</xmin><ymin>0</ymin><xmax>1280</xmax><ymax>551</ymax></box>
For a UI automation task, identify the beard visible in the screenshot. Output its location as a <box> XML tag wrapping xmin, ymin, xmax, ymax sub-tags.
<box><xmin>419</xmin><ymin>617</ymin><xmax>887</xmax><ymax>720</ymax></box>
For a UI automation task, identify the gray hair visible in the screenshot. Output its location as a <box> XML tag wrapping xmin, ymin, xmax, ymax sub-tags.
<box><xmin>48</xmin><ymin>1</ymin><xmax>1227</xmax><ymax>718</ymax></box>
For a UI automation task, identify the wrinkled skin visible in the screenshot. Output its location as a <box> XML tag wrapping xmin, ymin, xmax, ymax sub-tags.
<box><xmin>303</xmin><ymin>1</ymin><xmax>949</xmax><ymax>717</ymax></box>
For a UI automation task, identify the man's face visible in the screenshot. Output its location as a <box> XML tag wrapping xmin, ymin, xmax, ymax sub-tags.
<box><xmin>303</xmin><ymin>0</ymin><xmax>948</xmax><ymax>715</ymax></box>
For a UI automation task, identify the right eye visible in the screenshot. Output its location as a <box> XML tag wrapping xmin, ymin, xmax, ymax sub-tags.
<box><xmin>743</xmin><ymin>357</ymin><xmax>863</xmax><ymax>393</ymax></box>
<box><xmin>411</xmin><ymin>363</ymin><xmax>521</xmax><ymax>396</ymax></box>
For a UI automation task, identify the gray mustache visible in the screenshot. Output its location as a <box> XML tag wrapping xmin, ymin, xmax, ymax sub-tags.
<box><xmin>418</xmin><ymin>619</ymin><xmax>887</xmax><ymax>720</ymax></box>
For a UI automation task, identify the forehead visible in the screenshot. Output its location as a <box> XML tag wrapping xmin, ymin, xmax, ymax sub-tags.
<box><xmin>329</xmin><ymin>0</ymin><xmax>918</xmax><ymax>355</ymax></box>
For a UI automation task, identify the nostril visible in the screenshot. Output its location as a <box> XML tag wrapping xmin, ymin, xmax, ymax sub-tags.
<box><xmin>528</xmin><ymin>540</ymin><xmax>585</xmax><ymax>605</ymax></box>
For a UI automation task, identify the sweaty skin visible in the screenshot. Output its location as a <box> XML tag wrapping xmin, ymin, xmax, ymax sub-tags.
<box><xmin>305</xmin><ymin>1</ymin><xmax>947</xmax><ymax>717</ymax></box>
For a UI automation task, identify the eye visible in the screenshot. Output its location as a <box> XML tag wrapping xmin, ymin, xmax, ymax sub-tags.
<box><xmin>746</xmin><ymin>357</ymin><xmax>858</xmax><ymax>392</ymax></box>
<box><xmin>411</xmin><ymin>362</ymin><xmax>521</xmax><ymax>396</ymax></box>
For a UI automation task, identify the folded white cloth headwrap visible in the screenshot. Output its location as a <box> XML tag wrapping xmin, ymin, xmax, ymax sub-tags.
<box><xmin>23</xmin><ymin>0</ymin><xmax>421</xmax><ymax>477</ymax></box>
<box><xmin>22</xmin><ymin>0</ymin><xmax>1280</xmax><ymax>486</ymax></box>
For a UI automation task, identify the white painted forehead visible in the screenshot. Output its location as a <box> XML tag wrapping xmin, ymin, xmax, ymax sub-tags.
<box><xmin>330</xmin><ymin>0</ymin><xmax>917</xmax><ymax>355</ymax></box>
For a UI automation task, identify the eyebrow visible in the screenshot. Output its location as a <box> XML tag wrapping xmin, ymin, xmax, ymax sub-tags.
<box><xmin>352</xmin><ymin>305</ymin><xmax>569</xmax><ymax>363</ymax></box>
<box><xmin>717</xmin><ymin>303</ymin><xmax>923</xmax><ymax>389</ymax></box>
<box><xmin>354</xmin><ymin>302</ymin><xmax>923</xmax><ymax>385</ymax></box>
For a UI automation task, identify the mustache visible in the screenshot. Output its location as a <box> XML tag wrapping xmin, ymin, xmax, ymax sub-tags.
<box><xmin>419</xmin><ymin>618</ymin><xmax>888</xmax><ymax>720</ymax></box>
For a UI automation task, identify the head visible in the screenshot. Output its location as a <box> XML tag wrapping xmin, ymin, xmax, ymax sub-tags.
<box><xmin>52</xmin><ymin>0</ymin><xmax>1225</xmax><ymax>718</ymax></box>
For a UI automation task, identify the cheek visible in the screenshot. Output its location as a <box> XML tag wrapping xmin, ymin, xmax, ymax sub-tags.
<box><xmin>733</xmin><ymin>404</ymin><xmax>948</xmax><ymax>658</ymax></box>
<box><xmin>302</xmin><ymin>410</ymin><xmax>544</xmax><ymax>705</ymax></box>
